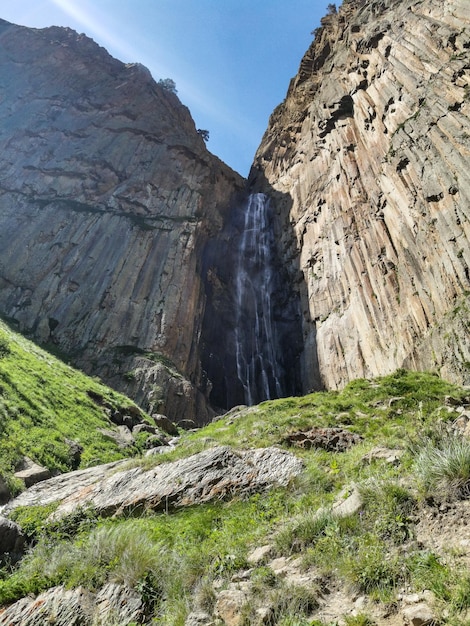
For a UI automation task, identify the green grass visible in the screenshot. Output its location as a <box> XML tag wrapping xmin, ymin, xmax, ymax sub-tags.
<box><xmin>0</xmin><ymin>320</ymin><xmax>149</xmax><ymax>493</ymax></box>
<box><xmin>414</xmin><ymin>434</ymin><xmax>470</xmax><ymax>499</ymax></box>
<box><xmin>1</xmin><ymin>364</ymin><xmax>470</xmax><ymax>623</ymax></box>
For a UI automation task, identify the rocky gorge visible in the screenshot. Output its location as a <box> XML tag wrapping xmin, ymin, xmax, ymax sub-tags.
<box><xmin>0</xmin><ymin>0</ymin><xmax>469</xmax><ymax>420</ymax></box>
<box><xmin>249</xmin><ymin>0</ymin><xmax>470</xmax><ymax>394</ymax></box>
<box><xmin>0</xmin><ymin>0</ymin><xmax>470</xmax><ymax>622</ymax></box>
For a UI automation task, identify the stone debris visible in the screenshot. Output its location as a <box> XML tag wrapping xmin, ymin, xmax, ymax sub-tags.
<box><xmin>283</xmin><ymin>427</ymin><xmax>362</xmax><ymax>452</ymax></box>
<box><xmin>362</xmin><ymin>445</ymin><xmax>404</xmax><ymax>465</ymax></box>
<box><xmin>402</xmin><ymin>602</ymin><xmax>435</xmax><ymax>626</ymax></box>
<box><xmin>246</xmin><ymin>544</ymin><xmax>274</xmax><ymax>565</ymax></box>
<box><xmin>13</xmin><ymin>456</ymin><xmax>51</xmax><ymax>488</ymax></box>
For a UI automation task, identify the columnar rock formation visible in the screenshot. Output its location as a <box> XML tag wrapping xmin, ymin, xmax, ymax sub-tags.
<box><xmin>0</xmin><ymin>19</ymin><xmax>243</xmax><ymax>422</ymax></box>
<box><xmin>0</xmin><ymin>0</ymin><xmax>469</xmax><ymax>420</ymax></box>
<box><xmin>251</xmin><ymin>0</ymin><xmax>470</xmax><ymax>390</ymax></box>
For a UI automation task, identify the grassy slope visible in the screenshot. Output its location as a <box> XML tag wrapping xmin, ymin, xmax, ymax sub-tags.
<box><xmin>1</xmin><ymin>351</ymin><xmax>470</xmax><ymax>624</ymax></box>
<box><xmin>0</xmin><ymin>320</ymin><xmax>148</xmax><ymax>493</ymax></box>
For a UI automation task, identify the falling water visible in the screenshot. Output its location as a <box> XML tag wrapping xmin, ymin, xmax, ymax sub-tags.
<box><xmin>234</xmin><ymin>193</ymin><xmax>284</xmax><ymax>405</ymax></box>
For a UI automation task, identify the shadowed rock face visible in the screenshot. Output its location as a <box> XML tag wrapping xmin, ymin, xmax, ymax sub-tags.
<box><xmin>0</xmin><ymin>20</ymin><xmax>244</xmax><ymax>422</ymax></box>
<box><xmin>251</xmin><ymin>0</ymin><xmax>470</xmax><ymax>390</ymax></box>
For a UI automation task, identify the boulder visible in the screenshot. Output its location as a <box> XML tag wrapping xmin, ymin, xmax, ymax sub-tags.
<box><xmin>4</xmin><ymin>447</ymin><xmax>304</xmax><ymax>520</ymax></box>
<box><xmin>152</xmin><ymin>413</ymin><xmax>180</xmax><ymax>436</ymax></box>
<box><xmin>65</xmin><ymin>439</ymin><xmax>83</xmax><ymax>470</ymax></box>
<box><xmin>185</xmin><ymin>612</ymin><xmax>215</xmax><ymax>626</ymax></box>
<box><xmin>14</xmin><ymin>457</ymin><xmax>51</xmax><ymax>488</ymax></box>
<box><xmin>214</xmin><ymin>588</ymin><xmax>249</xmax><ymax>626</ymax></box>
<box><xmin>0</xmin><ymin>516</ymin><xmax>25</xmax><ymax>564</ymax></box>
<box><xmin>402</xmin><ymin>602</ymin><xmax>435</xmax><ymax>626</ymax></box>
<box><xmin>98</xmin><ymin>426</ymin><xmax>135</xmax><ymax>448</ymax></box>
<box><xmin>0</xmin><ymin>474</ymin><xmax>11</xmax><ymax>504</ymax></box>
<box><xmin>132</xmin><ymin>423</ymin><xmax>158</xmax><ymax>435</ymax></box>
<box><xmin>0</xmin><ymin>583</ymin><xmax>144</xmax><ymax>625</ymax></box>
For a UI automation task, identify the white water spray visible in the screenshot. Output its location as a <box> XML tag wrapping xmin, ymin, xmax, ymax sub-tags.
<box><xmin>234</xmin><ymin>193</ymin><xmax>283</xmax><ymax>405</ymax></box>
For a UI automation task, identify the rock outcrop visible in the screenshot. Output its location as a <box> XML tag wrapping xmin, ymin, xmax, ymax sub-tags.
<box><xmin>0</xmin><ymin>19</ymin><xmax>244</xmax><ymax>423</ymax></box>
<box><xmin>2</xmin><ymin>446</ymin><xmax>303</xmax><ymax>519</ymax></box>
<box><xmin>0</xmin><ymin>583</ymin><xmax>145</xmax><ymax>626</ymax></box>
<box><xmin>251</xmin><ymin>0</ymin><xmax>470</xmax><ymax>390</ymax></box>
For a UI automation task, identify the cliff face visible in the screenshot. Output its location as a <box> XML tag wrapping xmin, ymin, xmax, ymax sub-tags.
<box><xmin>251</xmin><ymin>0</ymin><xmax>470</xmax><ymax>390</ymax></box>
<box><xmin>0</xmin><ymin>20</ymin><xmax>244</xmax><ymax>422</ymax></box>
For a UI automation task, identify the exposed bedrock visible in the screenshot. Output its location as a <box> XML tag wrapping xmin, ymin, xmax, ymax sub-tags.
<box><xmin>251</xmin><ymin>0</ymin><xmax>470</xmax><ymax>390</ymax></box>
<box><xmin>0</xmin><ymin>19</ymin><xmax>244</xmax><ymax>422</ymax></box>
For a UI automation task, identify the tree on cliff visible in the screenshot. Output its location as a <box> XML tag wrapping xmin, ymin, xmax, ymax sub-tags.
<box><xmin>158</xmin><ymin>78</ymin><xmax>177</xmax><ymax>94</ymax></box>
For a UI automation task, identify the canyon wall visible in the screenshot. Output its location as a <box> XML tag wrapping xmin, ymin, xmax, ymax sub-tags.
<box><xmin>251</xmin><ymin>0</ymin><xmax>470</xmax><ymax>390</ymax></box>
<box><xmin>0</xmin><ymin>19</ymin><xmax>244</xmax><ymax>422</ymax></box>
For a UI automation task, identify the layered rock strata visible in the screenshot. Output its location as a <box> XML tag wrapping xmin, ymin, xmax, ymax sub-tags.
<box><xmin>2</xmin><ymin>446</ymin><xmax>303</xmax><ymax>519</ymax></box>
<box><xmin>0</xmin><ymin>19</ymin><xmax>244</xmax><ymax>422</ymax></box>
<box><xmin>251</xmin><ymin>0</ymin><xmax>470</xmax><ymax>389</ymax></box>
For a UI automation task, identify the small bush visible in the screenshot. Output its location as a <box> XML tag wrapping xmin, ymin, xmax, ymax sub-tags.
<box><xmin>0</xmin><ymin>335</ymin><xmax>10</xmax><ymax>358</ymax></box>
<box><xmin>342</xmin><ymin>535</ymin><xmax>402</xmax><ymax>598</ymax></box>
<box><xmin>406</xmin><ymin>551</ymin><xmax>452</xmax><ymax>602</ymax></box>
<box><xmin>344</xmin><ymin>615</ymin><xmax>376</xmax><ymax>626</ymax></box>
<box><xmin>359</xmin><ymin>480</ymin><xmax>415</xmax><ymax>544</ymax></box>
<box><xmin>269</xmin><ymin>583</ymin><xmax>319</xmax><ymax>622</ymax></box>
<box><xmin>414</xmin><ymin>434</ymin><xmax>470</xmax><ymax>499</ymax></box>
<box><xmin>275</xmin><ymin>509</ymin><xmax>336</xmax><ymax>555</ymax></box>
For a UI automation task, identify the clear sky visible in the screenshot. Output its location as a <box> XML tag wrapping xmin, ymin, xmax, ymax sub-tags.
<box><xmin>1</xmin><ymin>1</ymin><xmax>332</xmax><ymax>177</ymax></box>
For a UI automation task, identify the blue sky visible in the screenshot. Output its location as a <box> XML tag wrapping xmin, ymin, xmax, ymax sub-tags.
<box><xmin>2</xmin><ymin>1</ymin><xmax>332</xmax><ymax>177</ymax></box>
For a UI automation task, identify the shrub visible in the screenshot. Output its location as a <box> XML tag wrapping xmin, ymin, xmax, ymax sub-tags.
<box><xmin>275</xmin><ymin>509</ymin><xmax>337</xmax><ymax>555</ymax></box>
<box><xmin>0</xmin><ymin>335</ymin><xmax>10</xmax><ymax>358</ymax></box>
<box><xmin>158</xmin><ymin>78</ymin><xmax>177</xmax><ymax>94</ymax></box>
<box><xmin>359</xmin><ymin>480</ymin><xmax>415</xmax><ymax>544</ymax></box>
<box><xmin>344</xmin><ymin>615</ymin><xmax>376</xmax><ymax>626</ymax></box>
<box><xmin>414</xmin><ymin>434</ymin><xmax>470</xmax><ymax>499</ymax></box>
<box><xmin>341</xmin><ymin>535</ymin><xmax>402</xmax><ymax>598</ymax></box>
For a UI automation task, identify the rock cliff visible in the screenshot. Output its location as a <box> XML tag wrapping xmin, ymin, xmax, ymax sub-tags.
<box><xmin>251</xmin><ymin>0</ymin><xmax>470</xmax><ymax>390</ymax></box>
<box><xmin>0</xmin><ymin>19</ymin><xmax>244</xmax><ymax>422</ymax></box>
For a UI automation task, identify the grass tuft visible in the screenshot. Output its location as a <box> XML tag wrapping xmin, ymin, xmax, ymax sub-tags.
<box><xmin>414</xmin><ymin>434</ymin><xmax>470</xmax><ymax>499</ymax></box>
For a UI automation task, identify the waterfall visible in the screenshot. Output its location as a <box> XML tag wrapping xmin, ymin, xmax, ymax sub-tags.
<box><xmin>234</xmin><ymin>193</ymin><xmax>284</xmax><ymax>405</ymax></box>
